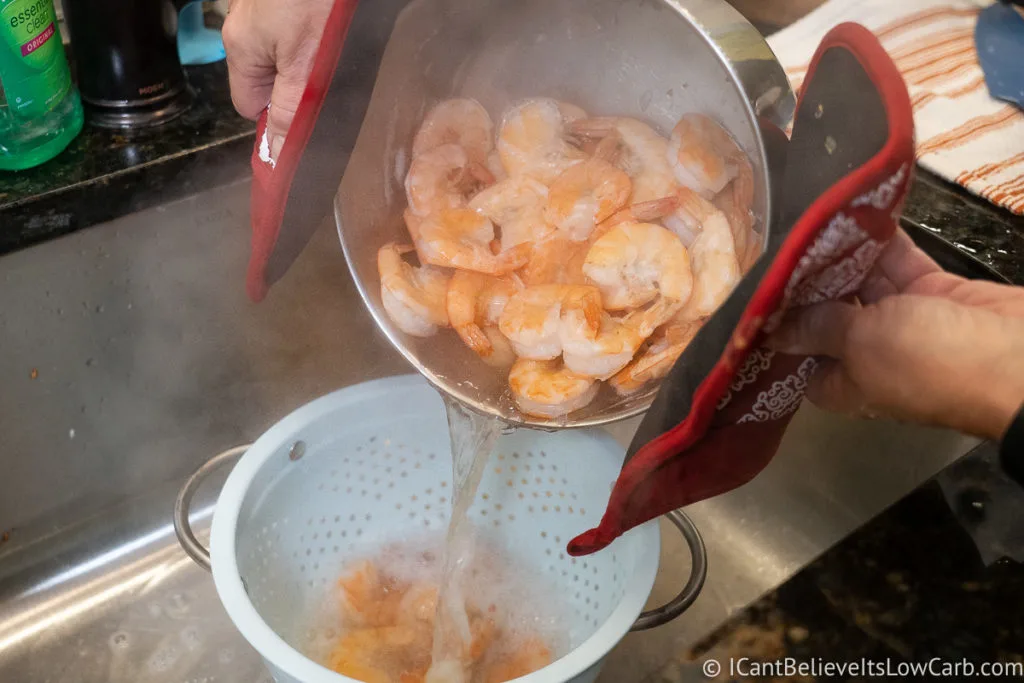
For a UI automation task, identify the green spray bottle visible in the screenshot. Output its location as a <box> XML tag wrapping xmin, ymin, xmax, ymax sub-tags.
<box><xmin>0</xmin><ymin>0</ymin><xmax>83</xmax><ymax>171</ymax></box>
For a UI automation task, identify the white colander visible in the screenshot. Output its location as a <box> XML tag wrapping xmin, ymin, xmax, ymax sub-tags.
<box><xmin>174</xmin><ymin>375</ymin><xmax>706</xmax><ymax>683</ymax></box>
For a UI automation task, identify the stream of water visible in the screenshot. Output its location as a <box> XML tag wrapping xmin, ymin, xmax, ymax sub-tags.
<box><xmin>425</xmin><ymin>396</ymin><xmax>505</xmax><ymax>682</ymax></box>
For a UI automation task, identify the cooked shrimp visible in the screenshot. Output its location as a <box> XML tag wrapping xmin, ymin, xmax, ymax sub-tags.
<box><xmin>328</xmin><ymin>628</ymin><xmax>396</xmax><ymax>683</ymax></box>
<box><xmin>397</xmin><ymin>583</ymin><xmax>439</xmax><ymax>625</ymax></box>
<box><xmin>447</xmin><ymin>271</ymin><xmax>521</xmax><ymax>360</ymax></box>
<box><xmin>596</xmin><ymin>195</ymin><xmax>679</xmax><ymax>239</ymax></box>
<box><xmin>485</xmin><ymin>150</ymin><xmax>507</xmax><ymax>183</ymax></box>
<box><xmin>338</xmin><ymin>560</ymin><xmax>406</xmax><ymax>627</ymax></box>
<box><xmin>714</xmin><ymin>160</ymin><xmax>760</xmax><ymax>273</ymax></box>
<box><xmin>330</xmin><ymin>624</ymin><xmax>433</xmax><ymax>683</ymax></box>
<box><xmin>498</xmin><ymin>284</ymin><xmax>601</xmax><ymax>360</ymax></box>
<box><xmin>417</xmin><ymin>208</ymin><xmax>531</xmax><ymax>275</ymax></box>
<box><xmin>610</xmin><ymin>317</ymin><xmax>703</xmax><ymax>395</ymax></box>
<box><xmin>468</xmin><ymin>175</ymin><xmax>553</xmax><ymax>250</ymax></box>
<box><xmin>671</xmin><ymin>187</ymin><xmax>741</xmax><ymax>318</ymax></box>
<box><xmin>570</xmin><ymin>117</ymin><xmax>677</xmax><ymax>204</ymax></box>
<box><xmin>405</xmin><ymin>144</ymin><xmax>494</xmax><ymax>217</ymax></box>
<box><xmin>520</xmin><ymin>234</ymin><xmax>589</xmax><ymax>286</ymax></box>
<box><xmin>545</xmin><ymin>158</ymin><xmax>632</xmax><ymax>241</ymax></box>
<box><xmin>379</xmin><ymin>243</ymin><xmax>451</xmax><ymax>337</ymax></box>
<box><xmin>508</xmin><ymin>358</ymin><xmax>599</xmax><ymax>418</ymax></box>
<box><xmin>556</xmin><ymin>101</ymin><xmax>588</xmax><ymax>123</ymax></box>
<box><xmin>668</xmin><ymin>113</ymin><xmax>745</xmax><ymax>197</ymax></box>
<box><xmin>481</xmin><ymin>637</ymin><xmax>553</xmax><ymax>683</ymax></box>
<box><xmin>497</xmin><ymin>98</ymin><xmax>585</xmax><ymax>184</ymax></box>
<box><xmin>583</xmin><ymin>222</ymin><xmax>693</xmax><ymax>310</ymax></box>
<box><xmin>561</xmin><ymin>298</ymin><xmax>680</xmax><ymax>380</ymax></box>
<box><xmin>412</xmin><ymin>98</ymin><xmax>494</xmax><ymax>163</ymax></box>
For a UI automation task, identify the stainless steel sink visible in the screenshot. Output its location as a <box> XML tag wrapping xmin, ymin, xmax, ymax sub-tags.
<box><xmin>0</xmin><ymin>179</ymin><xmax>978</xmax><ymax>682</ymax></box>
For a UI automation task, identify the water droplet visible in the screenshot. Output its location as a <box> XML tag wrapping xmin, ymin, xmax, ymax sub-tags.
<box><xmin>109</xmin><ymin>631</ymin><xmax>131</xmax><ymax>650</ymax></box>
<box><xmin>639</xmin><ymin>89</ymin><xmax>653</xmax><ymax>111</ymax></box>
<box><xmin>180</xmin><ymin>625</ymin><xmax>202</xmax><ymax>650</ymax></box>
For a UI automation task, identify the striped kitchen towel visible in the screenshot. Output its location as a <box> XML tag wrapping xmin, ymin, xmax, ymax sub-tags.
<box><xmin>768</xmin><ymin>0</ymin><xmax>1024</xmax><ymax>215</ymax></box>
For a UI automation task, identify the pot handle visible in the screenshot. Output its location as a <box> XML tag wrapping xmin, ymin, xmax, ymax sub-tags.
<box><xmin>173</xmin><ymin>445</ymin><xmax>250</xmax><ymax>572</ymax></box>
<box><xmin>630</xmin><ymin>510</ymin><xmax>708</xmax><ymax>631</ymax></box>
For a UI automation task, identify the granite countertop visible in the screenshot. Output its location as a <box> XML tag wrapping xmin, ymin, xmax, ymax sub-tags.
<box><xmin>0</xmin><ymin>61</ymin><xmax>255</xmax><ymax>256</ymax></box>
<box><xmin>2</xmin><ymin>5</ymin><xmax>1024</xmax><ymax>681</ymax></box>
<box><xmin>651</xmin><ymin>443</ymin><xmax>1024</xmax><ymax>682</ymax></box>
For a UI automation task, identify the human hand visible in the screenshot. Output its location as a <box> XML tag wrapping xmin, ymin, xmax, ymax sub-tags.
<box><xmin>766</xmin><ymin>229</ymin><xmax>1024</xmax><ymax>440</ymax></box>
<box><xmin>221</xmin><ymin>0</ymin><xmax>335</xmax><ymax>160</ymax></box>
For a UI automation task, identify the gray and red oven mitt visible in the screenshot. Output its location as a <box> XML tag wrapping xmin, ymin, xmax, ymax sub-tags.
<box><xmin>570</xmin><ymin>23</ymin><xmax>916</xmax><ymax>555</ymax></box>
<box><xmin>238</xmin><ymin>6</ymin><xmax>916</xmax><ymax>557</ymax></box>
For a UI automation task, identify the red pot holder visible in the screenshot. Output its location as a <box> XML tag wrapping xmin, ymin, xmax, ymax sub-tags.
<box><xmin>568</xmin><ymin>23</ymin><xmax>916</xmax><ymax>556</ymax></box>
<box><xmin>245</xmin><ymin>0</ymin><xmax>364</xmax><ymax>302</ymax></box>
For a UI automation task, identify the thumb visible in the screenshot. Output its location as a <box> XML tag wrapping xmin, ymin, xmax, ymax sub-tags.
<box><xmin>265</xmin><ymin>74</ymin><xmax>308</xmax><ymax>161</ymax></box>
<box><xmin>765</xmin><ymin>301</ymin><xmax>858</xmax><ymax>358</ymax></box>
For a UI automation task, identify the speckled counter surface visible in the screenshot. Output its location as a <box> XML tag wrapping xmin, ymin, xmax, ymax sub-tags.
<box><xmin>904</xmin><ymin>170</ymin><xmax>1024</xmax><ymax>286</ymax></box>
<box><xmin>0</xmin><ymin>61</ymin><xmax>255</xmax><ymax>256</ymax></box>
<box><xmin>648</xmin><ymin>443</ymin><xmax>1024</xmax><ymax>682</ymax></box>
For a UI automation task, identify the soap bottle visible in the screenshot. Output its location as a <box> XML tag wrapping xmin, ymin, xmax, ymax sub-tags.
<box><xmin>0</xmin><ymin>0</ymin><xmax>84</xmax><ymax>171</ymax></box>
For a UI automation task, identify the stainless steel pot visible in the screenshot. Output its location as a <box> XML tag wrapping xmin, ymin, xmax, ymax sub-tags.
<box><xmin>333</xmin><ymin>0</ymin><xmax>794</xmax><ymax>429</ymax></box>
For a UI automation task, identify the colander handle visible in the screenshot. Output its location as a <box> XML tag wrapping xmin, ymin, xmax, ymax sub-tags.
<box><xmin>630</xmin><ymin>510</ymin><xmax>708</xmax><ymax>631</ymax></box>
<box><xmin>173</xmin><ymin>444</ymin><xmax>250</xmax><ymax>571</ymax></box>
